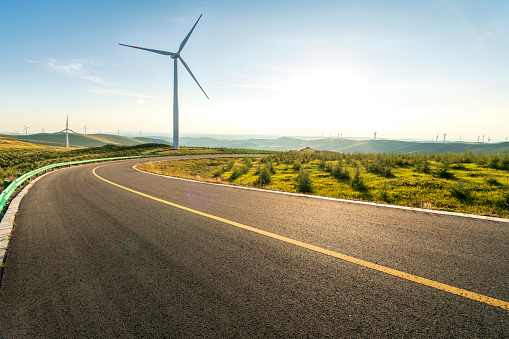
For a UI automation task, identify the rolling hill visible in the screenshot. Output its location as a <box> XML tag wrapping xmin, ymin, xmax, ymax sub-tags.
<box><xmin>3</xmin><ymin>133</ymin><xmax>508</xmax><ymax>154</ymax></box>
<box><xmin>4</xmin><ymin>133</ymin><xmax>149</xmax><ymax>148</ymax></box>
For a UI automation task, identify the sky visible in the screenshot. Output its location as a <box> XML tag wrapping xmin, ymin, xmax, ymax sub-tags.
<box><xmin>1</xmin><ymin>0</ymin><xmax>508</xmax><ymax>141</ymax></box>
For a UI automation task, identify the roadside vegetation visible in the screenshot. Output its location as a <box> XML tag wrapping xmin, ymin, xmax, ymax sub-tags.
<box><xmin>0</xmin><ymin>137</ymin><xmax>263</xmax><ymax>192</ymax></box>
<box><xmin>137</xmin><ymin>150</ymin><xmax>509</xmax><ymax>218</ymax></box>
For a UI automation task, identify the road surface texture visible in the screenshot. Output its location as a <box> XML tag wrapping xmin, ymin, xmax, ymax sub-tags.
<box><xmin>0</xmin><ymin>155</ymin><xmax>508</xmax><ymax>337</ymax></box>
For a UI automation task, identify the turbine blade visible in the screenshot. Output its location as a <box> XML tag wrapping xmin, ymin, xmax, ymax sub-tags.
<box><xmin>178</xmin><ymin>14</ymin><xmax>202</xmax><ymax>54</ymax></box>
<box><xmin>118</xmin><ymin>43</ymin><xmax>176</xmax><ymax>56</ymax></box>
<box><xmin>179</xmin><ymin>57</ymin><xmax>209</xmax><ymax>99</ymax></box>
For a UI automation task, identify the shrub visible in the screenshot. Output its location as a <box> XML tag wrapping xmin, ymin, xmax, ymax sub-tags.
<box><xmin>212</xmin><ymin>168</ymin><xmax>225</xmax><ymax>177</ymax></box>
<box><xmin>485</xmin><ymin>177</ymin><xmax>502</xmax><ymax>186</ymax></box>
<box><xmin>435</xmin><ymin>161</ymin><xmax>454</xmax><ymax>179</ymax></box>
<box><xmin>351</xmin><ymin>166</ymin><xmax>367</xmax><ymax>191</ymax></box>
<box><xmin>296</xmin><ymin>169</ymin><xmax>313</xmax><ymax>193</ymax></box>
<box><xmin>229</xmin><ymin>166</ymin><xmax>249</xmax><ymax>181</ymax></box>
<box><xmin>495</xmin><ymin>191</ymin><xmax>509</xmax><ymax>209</ymax></box>
<box><xmin>414</xmin><ymin>157</ymin><xmax>431</xmax><ymax>174</ymax></box>
<box><xmin>293</xmin><ymin>160</ymin><xmax>301</xmax><ymax>172</ymax></box>
<box><xmin>243</xmin><ymin>157</ymin><xmax>252</xmax><ymax>168</ymax></box>
<box><xmin>488</xmin><ymin>154</ymin><xmax>500</xmax><ymax>169</ymax></box>
<box><xmin>268</xmin><ymin>161</ymin><xmax>276</xmax><ymax>174</ymax></box>
<box><xmin>365</xmin><ymin>160</ymin><xmax>394</xmax><ymax>178</ymax></box>
<box><xmin>257</xmin><ymin>166</ymin><xmax>272</xmax><ymax>186</ymax></box>
<box><xmin>332</xmin><ymin>160</ymin><xmax>350</xmax><ymax>181</ymax></box>
<box><xmin>449</xmin><ymin>183</ymin><xmax>472</xmax><ymax>202</ymax></box>
<box><xmin>225</xmin><ymin>160</ymin><xmax>235</xmax><ymax>171</ymax></box>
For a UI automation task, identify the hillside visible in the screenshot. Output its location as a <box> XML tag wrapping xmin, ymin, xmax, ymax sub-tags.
<box><xmin>3</xmin><ymin>134</ymin><xmax>508</xmax><ymax>154</ymax></box>
<box><xmin>0</xmin><ymin>136</ymin><xmax>67</xmax><ymax>151</ymax></box>
<box><xmin>3</xmin><ymin>133</ymin><xmax>148</xmax><ymax>148</ymax></box>
<box><xmin>179</xmin><ymin>136</ymin><xmax>509</xmax><ymax>154</ymax></box>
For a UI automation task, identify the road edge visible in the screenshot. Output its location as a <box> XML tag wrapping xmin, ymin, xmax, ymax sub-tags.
<box><xmin>0</xmin><ymin>171</ymin><xmax>54</xmax><ymax>276</ymax></box>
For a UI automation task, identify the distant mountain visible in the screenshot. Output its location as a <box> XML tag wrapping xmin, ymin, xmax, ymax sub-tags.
<box><xmin>179</xmin><ymin>136</ymin><xmax>509</xmax><ymax>154</ymax></box>
<box><xmin>2</xmin><ymin>133</ymin><xmax>508</xmax><ymax>154</ymax></box>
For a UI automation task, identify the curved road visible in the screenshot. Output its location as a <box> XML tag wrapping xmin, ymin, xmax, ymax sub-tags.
<box><xmin>0</xmin><ymin>155</ymin><xmax>508</xmax><ymax>337</ymax></box>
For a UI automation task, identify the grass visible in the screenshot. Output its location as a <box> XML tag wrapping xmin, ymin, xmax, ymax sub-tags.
<box><xmin>137</xmin><ymin>151</ymin><xmax>509</xmax><ymax>218</ymax></box>
<box><xmin>0</xmin><ymin>137</ymin><xmax>268</xmax><ymax>192</ymax></box>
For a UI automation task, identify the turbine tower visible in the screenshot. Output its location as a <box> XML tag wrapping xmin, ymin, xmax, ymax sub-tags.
<box><xmin>83</xmin><ymin>124</ymin><xmax>88</xmax><ymax>135</ymax></box>
<box><xmin>119</xmin><ymin>14</ymin><xmax>209</xmax><ymax>150</ymax></box>
<box><xmin>23</xmin><ymin>125</ymin><xmax>30</xmax><ymax>135</ymax></box>
<box><xmin>58</xmin><ymin>115</ymin><xmax>77</xmax><ymax>148</ymax></box>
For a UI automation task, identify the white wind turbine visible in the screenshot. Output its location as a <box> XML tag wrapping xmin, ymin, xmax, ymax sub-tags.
<box><xmin>119</xmin><ymin>14</ymin><xmax>209</xmax><ymax>150</ymax></box>
<box><xmin>23</xmin><ymin>124</ymin><xmax>30</xmax><ymax>135</ymax></box>
<box><xmin>58</xmin><ymin>115</ymin><xmax>77</xmax><ymax>148</ymax></box>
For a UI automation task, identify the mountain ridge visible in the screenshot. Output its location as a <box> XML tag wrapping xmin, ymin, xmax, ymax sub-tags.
<box><xmin>2</xmin><ymin>133</ymin><xmax>508</xmax><ymax>154</ymax></box>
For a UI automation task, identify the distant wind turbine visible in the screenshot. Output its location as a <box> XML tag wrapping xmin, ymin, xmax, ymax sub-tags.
<box><xmin>41</xmin><ymin>127</ymin><xmax>45</xmax><ymax>133</ymax></box>
<box><xmin>83</xmin><ymin>125</ymin><xmax>88</xmax><ymax>135</ymax></box>
<box><xmin>15</xmin><ymin>130</ymin><xmax>19</xmax><ymax>135</ymax></box>
<box><xmin>117</xmin><ymin>129</ymin><xmax>121</xmax><ymax>136</ymax></box>
<box><xmin>119</xmin><ymin>14</ymin><xmax>209</xmax><ymax>150</ymax></box>
<box><xmin>374</xmin><ymin>132</ymin><xmax>377</xmax><ymax>140</ymax></box>
<box><xmin>478</xmin><ymin>135</ymin><xmax>480</xmax><ymax>143</ymax></box>
<box><xmin>58</xmin><ymin>115</ymin><xmax>77</xmax><ymax>148</ymax></box>
<box><xmin>23</xmin><ymin>125</ymin><xmax>30</xmax><ymax>135</ymax></box>
<box><xmin>443</xmin><ymin>133</ymin><xmax>446</xmax><ymax>143</ymax></box>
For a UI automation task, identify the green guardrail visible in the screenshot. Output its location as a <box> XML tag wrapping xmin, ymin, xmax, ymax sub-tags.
<box><xmin>0</xmin><ymin>151</ymin><xmax>267</xmax><ymax>216</ymax></box>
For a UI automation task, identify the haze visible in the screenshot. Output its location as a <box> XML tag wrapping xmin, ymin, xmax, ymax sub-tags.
<box><xmin>1</xmin><ymin>0</ymin><xmax>508</xmax><ymax>141</ymax></box>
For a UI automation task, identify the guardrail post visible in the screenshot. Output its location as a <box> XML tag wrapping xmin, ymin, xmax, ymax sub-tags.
<box><xmin>3</xmin><ymin>180</ymin><xmax>10</xmax><ymax>190</ymax></box>
<box><xmin>16</xmin><ymin>173</ymin><xmax>21</xmax><ymax>178</ymax></box>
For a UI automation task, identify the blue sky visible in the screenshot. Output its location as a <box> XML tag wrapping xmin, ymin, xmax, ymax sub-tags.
<box><xmin>1</xmin><ymin>0</ymin><xmax>508</xmax><ymax>141</ymax></box>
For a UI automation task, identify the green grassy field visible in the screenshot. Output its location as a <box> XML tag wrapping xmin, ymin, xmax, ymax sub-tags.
<box><xmin>0</xmin><ymin>137</ymin><xmax>261</xmax><ymax>191</ymax></box>
<box><xmin>137</xmin><ymin>151</ymin><xmax>509</xmax><ymax>218</ymax></box>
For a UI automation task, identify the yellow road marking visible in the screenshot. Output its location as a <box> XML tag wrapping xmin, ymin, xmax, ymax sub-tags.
<box><xmin>93</xmin><ymin>165</ymin><xmax>509</xmax><ymax>311</ymax></box>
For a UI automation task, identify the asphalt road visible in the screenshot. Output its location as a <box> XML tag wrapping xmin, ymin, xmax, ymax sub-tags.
<box><xmin>0</xmin><ymin>155</ymin><xmax>508</xmax><ymax>337</ymax></box>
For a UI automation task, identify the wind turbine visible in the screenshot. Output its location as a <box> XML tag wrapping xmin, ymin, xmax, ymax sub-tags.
<box><xmin>23</xmin><ymin>125</ymin><xmax>30</xmax><ymax>135</ymax></box>
<box><xmin>83</xmin><ymin>124</ymin><xmax>88</xmax><ymax>135</ymax></box>
<box><xmin>119</xmin><ymin>14</ymin><xmax>209</xmax><ymax>150</ymax></box>
<box><xmin>443</xmin><ymin>133</ymin><xmax>446</xmax><ymax>143</ymax></box>
<box><xmin>58</xmin><ymin>115</ymin><xmax>77</xmax><ymax>148</ymax></box>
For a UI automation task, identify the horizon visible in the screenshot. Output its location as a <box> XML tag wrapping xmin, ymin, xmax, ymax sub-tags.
<box><xmin>2</xmin><ymin>131</ymin><xmax>508</xmax><ymax>144</ymax></box>
<box><xmin>1</xmin><ymin>1</ymin><xmax>508</xmax><ymax>140</ymax></box>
